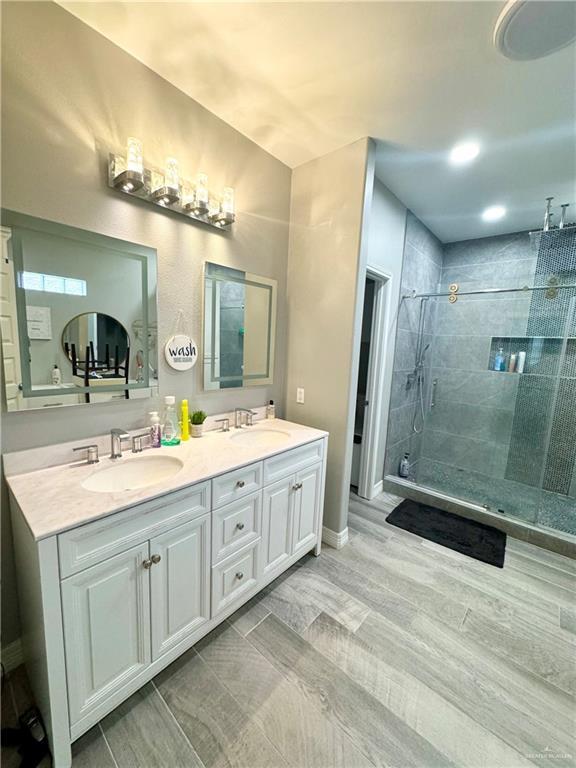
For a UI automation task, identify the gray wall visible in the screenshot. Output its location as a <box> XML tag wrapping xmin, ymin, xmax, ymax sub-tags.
<box><xmin>385</xmin><ymin>211</ymin><xmax>442</xmax><ymax>478</ymax></box>
<box><xmin>1</xmin><ymin>1</ymin><xmax>291</xmax><ymax>647</ymax></box>
<box><xmin>364</xmin><ymin>178</ymin><xmax>407</xmax><ymax>489</ymax></box>
<box><xmin>285</xmin><ymin>138</ymin><xmax>373</xmax><ymax>535</ymax></box>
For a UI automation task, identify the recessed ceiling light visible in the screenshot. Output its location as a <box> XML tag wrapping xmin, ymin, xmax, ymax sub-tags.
<box><xmin>450</xmin><ymin>141</ymin><xmax>480</xmax><ymax>166</ymax></box>
<box><xmin>482</xmin><ymin>205</ymin><xmax>507</xmax><ymax>222</ymax></box>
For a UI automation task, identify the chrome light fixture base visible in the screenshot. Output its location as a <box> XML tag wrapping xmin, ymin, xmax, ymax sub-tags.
<box><xmin>113</xmin><ymin>169</ymin><xmax>145</xmax><ymax>194</ymax></box>
<box><xmin>151</xmin><ymin>185</ymin><xmax>180</xmax><ymax>206</ymax></box>
<box><xmin>108</xmin><ymin>153</ymin><xmax>234</xmax><ymax>232</ymax></box>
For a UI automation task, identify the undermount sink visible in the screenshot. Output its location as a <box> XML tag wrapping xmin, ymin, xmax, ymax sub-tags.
<box><xmin>82</xmin><ymin>455</ymin><xmax>184</xmax><ymax>493</ymax></box>
<box><xmin>230</xmin><ymin>428</ymin><xmax>291</xmax><ymax>448</ymax></box>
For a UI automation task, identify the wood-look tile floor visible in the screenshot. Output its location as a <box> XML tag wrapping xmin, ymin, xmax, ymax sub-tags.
<box><xmin>3</xmin><ymin>491</ymin><xmax>575</xmax><ymax>768</ymax></box>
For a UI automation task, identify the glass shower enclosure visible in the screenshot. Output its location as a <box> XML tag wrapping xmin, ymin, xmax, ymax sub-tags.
<box><xmin>385</xmin><ymin>226</ymin><xmax>576</xmax><ymax>539</ymax></box>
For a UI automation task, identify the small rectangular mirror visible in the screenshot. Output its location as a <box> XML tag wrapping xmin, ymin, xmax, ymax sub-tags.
<box><xmin>203</xmin><ymin>262</ymin><xmax>276</xmax><ymax>389</ymax></box>
<box><xmin>1</xmin><ymin>210</ymin><xmax>158</xmax><ymax>411</ymax></box>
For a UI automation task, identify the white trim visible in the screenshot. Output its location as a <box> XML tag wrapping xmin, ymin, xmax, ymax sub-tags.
<box><xmin>322</xmin><ymin>526</ymin><xmax>349</xmax><ymax>549</ymax></box>
<box><xmin>1</xmin><ymin>638</ymin><xmax>24</xmax><ymax>672</ymax></box>
<box><xmin>358</xmin><ymin>267</ymin><xmax>392</xmax><ymax>499</ymax></box>
<box><xmin>371</xmin><ymin>479</ymin><xmax>383</xmax><ymax>497</ymax></box>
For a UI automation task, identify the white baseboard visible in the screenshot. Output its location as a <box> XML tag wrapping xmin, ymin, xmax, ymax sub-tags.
<box><xmin>367</xmin><ymin>480</ymin><xmax>383</xmax><ymax>500</ymax></box>
<box><xmin>1</xmin><ymin>638</ymin><xmax>23</xmax><ymax>672</ymax></box>
<box><xmin>322</xmin><ymin>526</ymin><xmax>349</xmax><ymax>549</ymax></box>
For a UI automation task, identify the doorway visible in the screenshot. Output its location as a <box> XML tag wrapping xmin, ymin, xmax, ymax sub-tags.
<box><xmin>350</xmin><ymin>269</ymin><xmax>390</xmax><ymax>499</ymax></box>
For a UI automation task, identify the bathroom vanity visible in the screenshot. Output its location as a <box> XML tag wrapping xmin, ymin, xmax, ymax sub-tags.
<box><xmin>6</xmin><ymin>419</ymin><xmax>328</xmax><ymax>767</ymax></box>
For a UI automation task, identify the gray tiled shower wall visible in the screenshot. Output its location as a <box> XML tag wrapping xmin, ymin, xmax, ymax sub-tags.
<box><xmin>423</xmin><ymin>231</ymin><xmax>537</xmax><ymax>493</ymax></box>
<box><xmin>387</xmin><ymin>223</ymin><xmax>576</xmax><ymax>534</ymax></box>
<box><xmin>386</xmin><ymin>212</ymin><xmax>442</xmax><ymax>477</ymax></box>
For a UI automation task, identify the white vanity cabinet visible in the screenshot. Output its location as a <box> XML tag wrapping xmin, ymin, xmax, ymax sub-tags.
<box><xmin>9</xmin><ymin>431</ymin><xmax>327</xmax><ymax>768</ymax></box>
<box><xmin>61</xmin><ymin>543</ymin><xmax>151</xmax><ymax>729</ymax></box>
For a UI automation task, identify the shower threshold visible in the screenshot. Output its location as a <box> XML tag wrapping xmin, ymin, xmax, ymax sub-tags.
<box><xmin>383</xmin><ymin>474</ymin><xmax>576</xmax><ymax>560</ymax></box>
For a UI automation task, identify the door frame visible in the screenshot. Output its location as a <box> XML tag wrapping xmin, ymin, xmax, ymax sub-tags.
<box><xmin>358</xmin><ymin>266</ymin><xmax>391</xmax><ymax>499</ymax></box>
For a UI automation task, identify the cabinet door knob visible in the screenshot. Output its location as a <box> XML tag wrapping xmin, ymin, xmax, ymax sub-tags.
<box><xmin>236</xmin><ymin>480</ymin><xmax>245</xmax><ymax>488</ymax></box>
<box><xmin>142</xmin><ymin>559</ymin><xmax>152</xmax><ymax>569</ymax></box>
<box><xmin>236</xmin><ymin>572</ymin><xmax>244</xmax><ymax>580</ymax></box>
<box><xmin>236</xmin><ymin>522</ymin><xmax>245</xmax><ymax>531</ymax></box>
<box><xmin>293</xmin><ymin>482</ymin><xmax>302</xmax><ymax>491</ymax></box>
<box><xmin>151</xmin><ymin>554</ymin><xmax>162</xmax><ymax>564</ymax></box>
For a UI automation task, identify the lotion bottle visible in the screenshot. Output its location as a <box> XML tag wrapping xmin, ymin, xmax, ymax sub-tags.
<box><xmin>517</xmin><ymin>350</ymin><xmax>526</xmax><ymax>374</ymax></box>
<box><xmin>149</xmin><ymin>411</ymin><xmax>161</xmax><ymax>448</ymax></box>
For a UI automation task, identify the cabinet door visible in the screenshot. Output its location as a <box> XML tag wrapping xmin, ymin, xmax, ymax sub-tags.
<box><xmin>61</xmin><ymin>543</ymin><xmax>151</xmax><ymax>727</ymax></box>
<box><xmin>293</xmin><ymin>463</ymin><xmax>322</xmax><ymax>554</ymax></box>
<box><xmin>150</xmin><ymin>514</ymin><xmax>210</xmax><ymax>660</ymax></box>
<box><xmin>262</xmin><ymin>477</ymin><xmax>294</xmax><ymax>577</ymax></box>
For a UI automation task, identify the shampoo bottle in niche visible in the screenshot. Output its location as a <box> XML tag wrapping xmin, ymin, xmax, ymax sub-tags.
<box><xmin>161</xmin><ymin>396</ymin><xmax>181</xmax><ymax>446</ymax></box>
<box><xmin>516</xmin><ymin>350</ymin><xmax>526</xmax><ymax>374</ymax></box>
<box><xmin>149</xmin><ymin>411</ymin><xmax>161</xmax><ymax>448</ymax></box>
<box><xmin>51</xmin><ymin>363</ymin><xmax>61</xmax><ymax>385</ymax></box>
<box><xmin>494</xmin><ymin>348</ymin><xmax>506</xmax><ymax>372</ymax></box>
<box><xmin>399</xmin><ymin>453</ymin><xmax>411</xmax><ymax>478</ymax></box>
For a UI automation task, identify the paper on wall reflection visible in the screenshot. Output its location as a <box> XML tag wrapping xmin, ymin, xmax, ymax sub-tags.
<box><xmin>26</xmin><ymin>306</ymin><xmax>52</xmax><ymax>340</ymax></box>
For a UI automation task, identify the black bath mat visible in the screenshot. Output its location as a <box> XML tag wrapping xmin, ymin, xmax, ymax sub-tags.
<box><xmin>386</xmin><ymin>500</ymin><xmax>506</xmax><ymax>567</ymax></box>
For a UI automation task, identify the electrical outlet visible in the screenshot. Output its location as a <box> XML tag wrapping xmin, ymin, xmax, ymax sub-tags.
<box><xmin>296</xmin><ymin>387</ymin><xmax>305</xmax><ymax>404</ymax></box>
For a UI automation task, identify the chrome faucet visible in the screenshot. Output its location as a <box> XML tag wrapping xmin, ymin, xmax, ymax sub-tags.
<box><xmin>110</xmin><ymin>428</ymin><xmax>130</xmax><ymax>459</ymax></box>
<box><xmin>234</xmin><ymin>408</ymin><xmax>257</xmax><ymax>429</ymax></box>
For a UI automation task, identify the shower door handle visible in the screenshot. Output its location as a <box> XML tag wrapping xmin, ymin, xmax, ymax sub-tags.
<box><xmin>430</xmin><ymin>379</ymin><xmax>438</xmax><ymax>409</ymax></box>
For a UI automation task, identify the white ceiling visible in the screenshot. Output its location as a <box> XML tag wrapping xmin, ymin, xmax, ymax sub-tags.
<box><xmin>59</xmin><ymin>1</ymin><xmax>576</xmax><ymax>242</ymax></box>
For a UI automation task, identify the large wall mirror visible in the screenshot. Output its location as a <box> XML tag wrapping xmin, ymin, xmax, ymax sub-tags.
<box><xmin>1</xmin><ymin>210</ymin><xmax>158</xmax><ymax>411</ymax></box>
<box><xmin>203</xmin><ymin>262</ymin><xmax>276</xmax><ymax>389</ymax></box>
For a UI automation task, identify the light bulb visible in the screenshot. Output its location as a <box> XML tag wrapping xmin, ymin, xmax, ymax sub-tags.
<box><xmin>222</xmin><ymin>187</ymin><xmax>234</xmax><ymax>216</ymax></box>
<box><xmin>165</xmin><ymin>157</ymin><xmax>179</xmax><ymax>191</ymax></box>
<box><xmin>126</xmin><ymin>137</ymin><xmax>143</xmax><ymax>174</ymax></box>
<box><xmin>194</xmin><ymin>173</ymin><xmax>209</xmax><ymax>214</ymax></box>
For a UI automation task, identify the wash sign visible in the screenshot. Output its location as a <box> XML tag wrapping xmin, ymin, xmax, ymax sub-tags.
<box><xmin>164</xmin><ymin>334</ymin><xmax>198</xmax><ymax>371</ymax></box>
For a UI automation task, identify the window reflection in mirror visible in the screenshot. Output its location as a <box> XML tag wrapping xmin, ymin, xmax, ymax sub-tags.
<box><xmin>1</xmin><ymin>211</ymin><xmax>158</xmax><ymax>411</ymax></box>
<box><xmin>203</xmin><ymin>262</ymin><xmax>277</xmax><ymax>390</ymax></box>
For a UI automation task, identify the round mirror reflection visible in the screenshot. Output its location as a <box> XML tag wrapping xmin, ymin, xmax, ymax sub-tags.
<box><xmin>62</xmin><ymin>313</ymin><xmax>129</xmax><ymax>370</ymax></box>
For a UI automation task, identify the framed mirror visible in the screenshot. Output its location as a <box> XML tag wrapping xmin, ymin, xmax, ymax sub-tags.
<box><xmin>203</xmin><ymin>262</ymin><xmax>277</xmax><ymax>389</ymax></box>
<box><xmin>1</xmin><ymin>210</ymin><xmax>158</xmax><ymax>411</ymax></box>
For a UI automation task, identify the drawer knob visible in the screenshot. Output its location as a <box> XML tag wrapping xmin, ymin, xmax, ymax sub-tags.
<box><xmin>151</xmin><ymin>554</ymin><xmax>162</xmax><ymax>564</ymax></box>
<box><xmin>142</xmin><ymin>559</ymin><xmax>152</xmax><ymax>569</ymax></box>
<box><xmin>236</xmin><ymin>480</ymin><xmax>245</xmax><ymax>488</ymax></box>
<box><xmin>236</xmin><ymin>571</ymin><xmax>244</xmax><ymax>580</ymax></box>
<box><xmin>236</xmin><ymin>522</ymin><xmax>245</xmax><ymax>531</ymax></box>
<box><xmin>293</xmin><ymin>482</ymin><xmax>303</xmax><ymax>491</ymax></box>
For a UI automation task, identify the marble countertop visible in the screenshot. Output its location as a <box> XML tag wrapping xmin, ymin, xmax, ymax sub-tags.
<box><xmin>5</xmin><ymin>419</ymin><xmax>328</xmax><ymax>542</ymax></box>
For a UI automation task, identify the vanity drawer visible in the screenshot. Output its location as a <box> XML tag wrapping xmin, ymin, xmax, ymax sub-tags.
<box><xmin>212</xmin><ymin>491</ymin><xmax>262</xmax><ymax>564</ymax></box>
<box><xmin>211</xmin><ymin>540</ymin><xmax>260</xmax><ymax>617</ymax></box>
<box><xmin>263</xmin><ymin>440</ymin><xmax>324</xmax><ymax>485</ymax></box>
<box><xmin>212</xmin><ymin>462</ymin><xmax>262</xmax><ymax>509</ymax></box>
<box><xmin>58</xmin><ymin>482</ymin><xmax>210</xmax><ymax>578</ymax></box>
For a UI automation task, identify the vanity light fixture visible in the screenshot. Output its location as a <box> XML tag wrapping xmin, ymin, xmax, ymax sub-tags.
<box><xmin>112</xmin><ymin>137</ymin><xmax>145</xmax><ymax>193</ymax></box>
<box><xmin>151</xmin><ymin>157</ymin><xmax>180</xmax><ymax>206</ymax></box>
<box><xmin>184</xmin><ymin>172</ymin><xmax>210</xmax><ymax>216</ymax></box>
<box><xmin>109</xmin><ymin>140</ymin><xmax>235</xmax><ymax>231</ymax></box>
<box><xmin>210</xmin><ymin>187</ymin><xmax>236</xmax><ymax>227</ymax></box>
<box><xmin>482</xmin><ymin>205</ymin><xmax>507</xmax><ymax>222</ymax></box>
